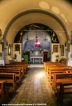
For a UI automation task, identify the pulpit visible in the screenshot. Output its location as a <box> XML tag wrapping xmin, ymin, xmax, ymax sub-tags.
<box><xmin>43</xmin><ymin>51</ymin><xmax>48</xmax><ymax>62</ymax></box>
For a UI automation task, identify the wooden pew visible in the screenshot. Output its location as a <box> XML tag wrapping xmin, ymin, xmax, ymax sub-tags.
<box><xmin>48</xmin><ymin>68</ymin><xmax>72</xmax><ymax>82</ymax></box>
<box><xmin>43</xmin><ymin>62</ymin><xmax>63</xmax><ymax>71</ymax></box>
<box><xmin>0</xmin><ymin>80</ymin><xmax>8</xmax><ymax>104</ymax></box>
<box><xmin>0</xmin><ymin>73</ymin><xmax>16</xmax><ymax>92</ymax></box>
<box><xmin>48</xmin><ymin>69</ymin><xmax>67</xmax><ymax>83</ymax></box>
<box><xmin>5</xmin><ymin>65</ymin><xmax>25</xmax><ymax>74</ymax></box>
<box><xmin>52</xmin><ymin>73</ymin><xmax>72</xmax><ymax>92</ymax></box>
<box><xmin>52</xmin><ymin>73</ymin><xmax>72</xmax><ymax>105</ymax></box>
<box><xmin>10</xmin><ymin>62</ymin><xmax>28</xmax><ymax>71</ymax></box>
<box><xmin>0</xmin><ymin>66</ymin><xmax>24</xmax><ymax>77</ymax></box>
<box><xmin>43</xmin><ymin>62</ymin><xmax>67</xmax><ymax>74</ymax></box>
<box><xmin>0</xmin><ymin>68</ymin><xmax>22</xmax><ymax>84</ymax></box>
<box><xmin>45</xmin><ymin>64</ymin><xmax>72</xmax><ymax>78</ymax></box>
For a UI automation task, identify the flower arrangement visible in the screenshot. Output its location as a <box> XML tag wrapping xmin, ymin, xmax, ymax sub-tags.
<box><xmin>30</xmin><ymin>49</ymin><xmax>35</xmax><ymax>53</ymax></box>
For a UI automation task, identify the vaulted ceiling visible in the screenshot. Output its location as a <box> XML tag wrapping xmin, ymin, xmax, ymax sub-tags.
<box><xmin>0</xmin><ymin>0</ymin><xmax>72</xmax><ymax>44</ymax></box>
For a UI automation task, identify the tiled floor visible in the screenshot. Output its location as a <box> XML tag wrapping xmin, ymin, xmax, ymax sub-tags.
<box><xmin>8</xmin><ymin>66</ymin><xmax>72</xmax><ymax>106</ymax></box>
<box><xmin>9</xmin><ymin>67</ymin><xmax>57</xmax><ymax>106</ymax></box>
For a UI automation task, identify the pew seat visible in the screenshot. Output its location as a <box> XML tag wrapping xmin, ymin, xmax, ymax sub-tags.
<box><xmin>0</xmin><ymin>80</ymin><xmax>8</xmax><ymax>104</ymax></box>
<box><xmin>0</xmin><ymin>73</ymin><xmax>16</xmax><ymax>92</ymax></box>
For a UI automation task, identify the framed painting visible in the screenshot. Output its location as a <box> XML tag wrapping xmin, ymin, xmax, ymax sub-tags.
<box><xmin>15</xmin><ymin>44</ymin><xmax>20</xmax><ymax>51</ymax></box>
<box><xmin>53</xmin><ymin>45</ymin><xmax>58</xmax><ymax>52</ymax></box>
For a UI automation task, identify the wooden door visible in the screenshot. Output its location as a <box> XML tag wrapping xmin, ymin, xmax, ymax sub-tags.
<box><xmin>43</xmin><ymin>51</ymin><xmax>48</xmax><ymax>62</ymax></box>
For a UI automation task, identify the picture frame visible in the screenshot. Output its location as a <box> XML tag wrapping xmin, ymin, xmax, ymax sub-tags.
<box><xmin>15</xmin><ymin>44</ymin><xmax>20</xmax><ymax>51</ymax></box>
<box><xmin>53</xmin><ymin>45</ymin><xmax>58</xmax><ymax>52</ymax></box>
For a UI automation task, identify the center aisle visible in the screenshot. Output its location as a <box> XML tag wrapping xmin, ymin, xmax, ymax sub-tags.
<box><xmin>9</xmin><ymin>67</ymin><xmax>57</xmax><ymax>106</ymax></box>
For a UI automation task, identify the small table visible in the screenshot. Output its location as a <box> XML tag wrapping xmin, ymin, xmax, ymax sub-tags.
<box><xmin>30</xmin><ymin>56</ymin><xmax>43</xmax><ymax>63</ymax></box>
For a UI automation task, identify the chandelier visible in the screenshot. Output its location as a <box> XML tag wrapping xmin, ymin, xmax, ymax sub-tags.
<box><xmin>44</xmin><ymin>35</ymin><xmax>48</xmax><ymax>41</ymax></box>
<box><xmin>26</xmin><ymin>35</ymin><xmax>29</xmax><ymax>41</ymax></box>
<box><xmin>34</xmin><ymin>33</ymin><xmax>40</xmax><ymax>47</ymax></box>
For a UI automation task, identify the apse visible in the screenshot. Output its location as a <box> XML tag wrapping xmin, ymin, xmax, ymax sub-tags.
<box><xmin>22</xmin><ymin>31</ymin><xmax>51</xmax><ymax>52</ymax></box>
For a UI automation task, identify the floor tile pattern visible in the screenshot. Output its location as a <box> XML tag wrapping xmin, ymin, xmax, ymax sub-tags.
<box><xmin>9</xmin><ymin>67</ymin><xmax>57</xmax><ymax>106</ymax></box>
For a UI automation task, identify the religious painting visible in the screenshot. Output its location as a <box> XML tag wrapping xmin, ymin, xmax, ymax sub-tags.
<box><xmin>15</xmin><ymin>44</ymin><xmax>20</xmax><ymax>51</ymax></box>
<box><xmin>53</xmin><ymin>45</ymin><xmax>58</xmax><ymax>52</ymax></box>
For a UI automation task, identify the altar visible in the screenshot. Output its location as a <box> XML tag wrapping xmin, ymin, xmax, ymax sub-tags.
<box><xmin>30</xmin><ymin>56</ymin><xmax>43</xmax><ymax>63</ymax></box>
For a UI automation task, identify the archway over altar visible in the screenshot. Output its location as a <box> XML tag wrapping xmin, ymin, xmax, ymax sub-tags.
<box><xmin>22</xmin><ymin>31</ymin><xmax>51</xmax><ymax>63</ymax></box>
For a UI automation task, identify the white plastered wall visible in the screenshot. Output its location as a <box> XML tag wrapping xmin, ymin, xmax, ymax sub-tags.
<box><xmin>13</xmin><ymin>43</ymin><xmax>22</xmax><ymax>62</ymax></box>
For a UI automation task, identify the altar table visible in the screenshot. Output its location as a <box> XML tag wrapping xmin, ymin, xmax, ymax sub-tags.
<box><xmin>30</xmin><ymin>56</ymin><xmax>43</xmax><ymax>63</ymax></box>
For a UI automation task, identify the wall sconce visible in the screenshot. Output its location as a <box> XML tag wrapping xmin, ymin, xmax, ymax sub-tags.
<box><xmin>0</xmin><ymin>29</ymin><xmax>2</xmax><ymax>36</ymax></box>
<box><xmin>44</xmin><ymin>35</ymin><xmax>47</xmax><ymax>41</ymax></box>
<box><xmin>35</xmin><ymin>34</ymin><xmax>38</xmax><ymax>42</ymax></box>
<box><xmin>34</xmin><ymin>33</ymin><xmax>40</xmax><ymax>47</ymax></box>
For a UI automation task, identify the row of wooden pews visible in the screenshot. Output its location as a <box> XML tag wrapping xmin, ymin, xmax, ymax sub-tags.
<box><xmin>0</xmin><ymin>62</ymin><xmax>28</xmax><ymax>104</ymax></box>
<box><xmin>44</xmin><ymin>62</ymin><xmax>72</xmax><ymax>105</ymax></box>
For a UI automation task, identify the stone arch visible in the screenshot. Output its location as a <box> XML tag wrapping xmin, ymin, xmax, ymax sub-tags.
<box><xmin>3</xmin><ymin>9</ymin><xmax>69</xmax><ymax>63</ymax></box>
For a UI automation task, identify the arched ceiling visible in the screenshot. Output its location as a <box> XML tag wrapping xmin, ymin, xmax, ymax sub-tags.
<box><xmin>0</xmin><ymin>0</ymin><xmax>72</xmax><ymax>45</ymax></box>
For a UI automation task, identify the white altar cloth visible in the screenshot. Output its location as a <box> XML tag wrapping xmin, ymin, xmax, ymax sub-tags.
<box><xmin>30</xmin><ymin>56</ymin><xmax>43</xmax><ymax>63</ymax></box>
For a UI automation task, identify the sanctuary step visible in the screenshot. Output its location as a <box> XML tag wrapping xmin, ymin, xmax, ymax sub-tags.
<box><xmin>28</xmin><ymin>64</ymin><xmax>43</xmax><ymax>68</ymax></box>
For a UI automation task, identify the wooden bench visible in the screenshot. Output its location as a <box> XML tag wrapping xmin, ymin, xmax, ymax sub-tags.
<box><xmin>0</xmin><ymin>66</ymin><xmax>24</xmax><ymax>78</ymax></box>
<box><xmin>5</xmin><ymin>65</ymin><xmax>25</xmax><ymax>74</ymax></box>
<box><xmin>43</xmin><ymin>62</ymin><xmax>66</xmax><ymax>73</ymax></box>
<box><xmin>0</xmin><ymin>73</ymin><xmax>16</xmax><ymax>92</ymax></box>
<box><xmin>48</xmin><ymin>68</ymin><xmax>72</xmax><ymax>82</ymax></box>
<box><xmin>0</xmin><ymin>68</ymin><xmax>22</xmax><ymax>84</ymax></box>
<box><xmin>0</xmin><ymin>80</ymin><xmax>8</xmax><ymax>104</ymax></box>
<box><xmin>52</xmin><ymin>73</ymin><xmax>72</xmax><ymax>105</ymax></box>
<box><xmin>10</xmin><ymin>62</ymin><xmax>28</xmax><ymax>70</ymax></box>
<box><xmin>48</xmin><ymin>69</ymin><xmax>69</xmax><ymax>83</ymax></box>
